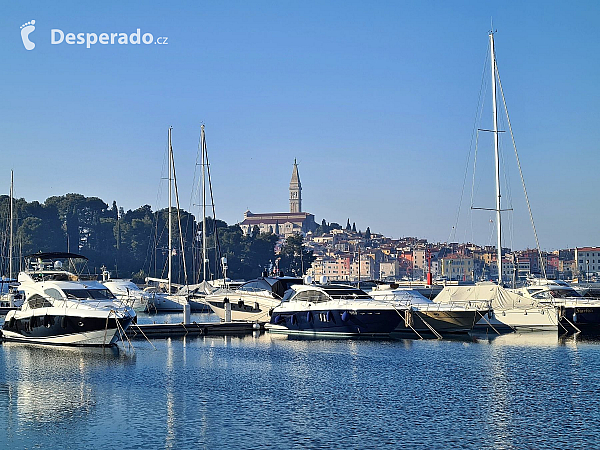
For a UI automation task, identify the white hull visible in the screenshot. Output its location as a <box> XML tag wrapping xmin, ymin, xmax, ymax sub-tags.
<box><xmin>1</xmin><ymin>327</ymin><xmax>122</xmax><ymax>346</ymax></box>
<box><xmin>476</xmin><ymin>308</ymin><xmax>559</xmax><ymax>332</ymax></box>
<box><xmin>147</xmin><ymin>294</ymin><xmax>188</xmax><ymax>312</ymax></box>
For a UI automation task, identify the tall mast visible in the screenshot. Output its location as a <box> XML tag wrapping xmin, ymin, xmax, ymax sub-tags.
<box><xmin>9</xmin><ymin>170</ymin><xmax>13</xmax><ymax>279</ymax></box>
<box><xmin>490</xmin><ymin>30</ymin><xmax>502</xmax><ymax>285</ymax></box>
<box><xmin>168</xmin><ymin>127</ymin><xmax>173</xmax><ymax>293</ymax></box>
<box><xmin>201</xmin><ymin>125</ymin><xmax>208</xmax><ymax>283</ymax></box>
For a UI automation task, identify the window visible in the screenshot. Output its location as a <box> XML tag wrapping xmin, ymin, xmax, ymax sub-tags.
<box><xmin>28</xmin><ymin>294</ymin><xmax>53</xmax><ymax>309</ymax></box>
<box><xmin>44</xmin><ymin>288</ymin><xmax>63</xmax><ymax>300</ymax></box>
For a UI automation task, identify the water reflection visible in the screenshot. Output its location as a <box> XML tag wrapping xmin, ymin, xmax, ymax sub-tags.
<box><xmin>1</xmin><ymin>343</ymin><xmax>129</xmax><ymax>426</ymax></box>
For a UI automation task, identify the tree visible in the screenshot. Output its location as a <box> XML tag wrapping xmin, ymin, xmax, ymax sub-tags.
<box><xmin>277</xmin><ymin>233</ymin><xmax>315</xmax><ymax>276</ymax></box>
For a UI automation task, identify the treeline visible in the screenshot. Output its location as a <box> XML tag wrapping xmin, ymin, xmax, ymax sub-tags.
<box><xmin>0</xmin><ymin>193</ymin><xmax>314</xmax><ymax>283</ymax></box>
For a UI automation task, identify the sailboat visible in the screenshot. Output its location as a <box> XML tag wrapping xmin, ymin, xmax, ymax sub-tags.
<box><xmin>0</xmin><ymin>170</ymin><xmax>22</xmax><ymax>312</ymax></box>
<box><xmin>145</xmin><ymin>128</ymin><xmax>191</xmax><ymax>323</ymax></box>
<box><xmin>434</xmin><ymin>29</ymin><xmax>559</xmax><ymax>332</ymax></box>
<box><xmin>175</xmin><ymin>125</ymin><xmax>217</xmax><ymax>312</ymax></box>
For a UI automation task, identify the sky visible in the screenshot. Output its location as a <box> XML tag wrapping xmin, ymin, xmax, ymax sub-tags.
<box><xmin>1</xmin><ymin>1</ymin><xmax>599</xmax><ymax>251</ymax></box>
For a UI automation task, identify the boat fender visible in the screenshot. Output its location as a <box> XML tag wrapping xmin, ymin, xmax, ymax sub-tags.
<box><xmin>29</xmin><ymin>316</ymin><xmax>35</xmax><ymax>329</ymax></box>
<box><xmin>60</xmin><ymin>316</ymin><xmax>68</xmax><ymax>329</ymax></box>
<box><xmin>274</xmin><ymin>315</ymin><xmax>285</xmax><ymax>325</ymax></box>
<box><xmin>326</xmin><ymin>311</ymin><xmax>334</xmax><ymax>322</ymax></box>
<box><xmin>9</xmin><ymin>317</ymin><xmax>15</xmax><ymax>329</ymax></box>
<box><xmin>306</xmin><ymin>311</ymin><xmax>313</xmax><ymax>322</ymax></box>
<box><xmin>573</xmin><ymin>312</ymin><xmax>578</xmax><ymax>323</ymax></box>
<box><xmin>341</xmin><ymin>311</ymin><xmax>350</xmax><ymax>322</ymax></box>
<box><xmin>223</xmin><ymin>297</ymin><xmax>229</xmax><ymax>304</ymax></box>
<box><xmin>238</xmin><ymin>300</ymin><xmax>244</xmax><ymax>308</ymax></box>
<box><xmin>43</xmin><ymin>315</ymin><xmax>51</xmax><ymax>328</ymax></box>
<box><xmin>290</xmin><ymin>314</ymin><xmax>297</xmax><ymax>325</ymax></box>
<box><xmin>268</xmin><ymin>308</ymin><xmax>274</xmax><ymax>317</ymax></box>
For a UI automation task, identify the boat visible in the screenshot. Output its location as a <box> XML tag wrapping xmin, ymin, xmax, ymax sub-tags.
<box><xmin>433</xmin><ymin>29</ymin><xmax>560</xmax><ymax>333</ymax></box>
<box><xmin>510</xmin><ymin>278</ymin><xmax>600</xmax><ymax>333</ymax></box>
<box><xmin>1</xmin><ymin>252</ymin><xmax>135</xmax><ymax>346</ymax></box>
<box><xmin>101</xmin><ymin>273</ymin><xmax>151</xmax><ymax>312</ymax></box>
<box><xmin>368</xmin><ymin>284</ymin><xmax>491</xmax><ymax>334</ymax></box>
<box><xmin>265</xmin><ymin>283</ymin><xmax>405</xmax><ymax>337</ymax></box>
<box><xmin>204</xmin><ymin>275</ymin><xmax>303</xmax><ymax>322</ymax></box>
<box><xmin>146</xmin><ymin>127</ymin><xmax>191</xmax><ymax>321</ymax></box>
<box><xmin>435</xmin><ymin>283</ymin><xmax>559</xmax><ymax>332</ymax></box>
<box><xmin>0</xmin><ymin>278</ymin><xmax>22</xmax><ymax>314</ymax></box>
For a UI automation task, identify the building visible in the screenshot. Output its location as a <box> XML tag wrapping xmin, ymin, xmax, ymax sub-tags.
<box><xmin>239</xmin><ymin>160</ymin><xmax>317</xmax><ymax>237</ymax></box>
<box><xmin>575</xmin><ymin>247</ymin><xmax>600</xmax><ymax>276</ymax></box>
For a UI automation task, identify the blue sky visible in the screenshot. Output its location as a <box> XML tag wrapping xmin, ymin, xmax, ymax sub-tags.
<box><xmin>2</xmin><ymin>1</ymin><xmax>599</xmax><ymax>250</ymax></box>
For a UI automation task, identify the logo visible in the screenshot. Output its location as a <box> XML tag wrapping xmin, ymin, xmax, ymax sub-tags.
<box><xmin>20</xmin><ymin>20</ymin><xmax>36</xmax><ymax>50</ymax></box>
<box><xmin>19</xmin><ymin>20</ymin><xmax>168</xmax><ymax>50</ymax></box>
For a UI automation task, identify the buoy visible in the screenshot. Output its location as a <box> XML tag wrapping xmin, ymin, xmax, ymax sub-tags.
<box><xmin>306</xmin><ymin>311</ymin><xmax>313</xmax><ymax>322</ymax></box>
<box><xmin>341</xmin><ymin>311</ymin><xmax>350</xmax><ymax>322</ymax></box>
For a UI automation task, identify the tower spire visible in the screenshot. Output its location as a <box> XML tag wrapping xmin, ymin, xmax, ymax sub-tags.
<box><xmin>289</xmin><ymin>159</ymin><xmax>302</xmax><ymax>213</ymax></box>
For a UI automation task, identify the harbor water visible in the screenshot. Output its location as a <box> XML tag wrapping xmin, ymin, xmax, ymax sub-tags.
<box><xmin>1</xmin><ymin>314</ymin><xmax>599</xmax><ymax>449</ymax></box>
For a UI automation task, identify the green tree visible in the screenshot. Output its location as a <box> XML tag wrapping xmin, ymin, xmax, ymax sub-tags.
<box><xmin>277</xmin><ymin>233</ymin><xmax>315</xmax><ymax>276</ymax></box>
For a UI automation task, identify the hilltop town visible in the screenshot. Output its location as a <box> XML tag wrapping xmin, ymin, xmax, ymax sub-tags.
<box><xmin>241</xmin><ymin>160</ymin><xmax>599</xmax><ymax>284</ymax></box>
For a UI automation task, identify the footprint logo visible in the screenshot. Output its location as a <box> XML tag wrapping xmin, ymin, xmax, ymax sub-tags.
<box><xmin>20</xmin><ymin>20</ymin><xmax>36</xmax><ymax>50</ymax></box>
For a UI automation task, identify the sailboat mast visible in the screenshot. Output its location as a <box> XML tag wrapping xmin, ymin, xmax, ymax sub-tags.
<box><xmin>490</xmin><ymin>30</ymin><xmax>502</xmax><ymax>285</ymax></box>
<box><xmin>9</xmin><ymin>170</ymin><xmax>13</xmax><ymax>279</ymax></box>
<box><xmin>201</xmin><ymin>125</ymin><xmax>208</xmax><ymax>283</ymax></box>
<box><xmin>168</xmin><ymin>127</ymin><xmax>173</xmax><ymax>293</ymax></box>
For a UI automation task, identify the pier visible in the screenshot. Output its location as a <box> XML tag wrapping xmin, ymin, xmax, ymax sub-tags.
<box><xmin>125</xmin><ymin>321</ymin><xmax>261</xmax><ymax>339</ymax></box>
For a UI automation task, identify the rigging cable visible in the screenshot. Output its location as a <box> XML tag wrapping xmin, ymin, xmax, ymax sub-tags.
<box><xmin>495</xmin><ymin>63</ymin><xmax>547</xmax><ymax>278</ymax></box>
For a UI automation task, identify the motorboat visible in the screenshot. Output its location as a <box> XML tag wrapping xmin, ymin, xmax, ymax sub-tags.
<box><xmin>368</xmin><ymin>284</ymin><xmax>490</xmax><ymax>334</ymax></box>
<box><xmin>1</xmin><ymin>252</ymin><xmax>135</xmax><ymax>346</ymax></box>
<box><xmin>0</xmin><ymin>278</ymin><xmax>23</xmax><ymax>314</ymax></box>
<box><xmin>510</xmin><ymin>279</ymin><xmax>600</xmax><ymax>333</ymax></box>
<box><xmin>204</xmin><ymin>276</ymin><xmax>303</xmax><ymax>323</ymax></box>
<box><xmin>265</xmin><ymin>284</ymin><xmax>405</xmax><ymax>337</ymax></box>
<box><xmin>435</xmin><ymin>284</ymin><xmax>559</xmax><ymax>332</ymax></box>
<box><xmin>174</xmin><ymin>281</ymin><xmax>214</xmax><ymax>313</ymax></box>
<box><xmin>101</xmin><ymin>277</ymin><xmax>151</xmax><ymax>312</ymax></box>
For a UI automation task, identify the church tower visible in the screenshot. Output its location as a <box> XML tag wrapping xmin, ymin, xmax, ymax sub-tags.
<box><xmin>289</xmin><ymin>159</ymin><xmax>302</xmax><ymax>213</ymax></box>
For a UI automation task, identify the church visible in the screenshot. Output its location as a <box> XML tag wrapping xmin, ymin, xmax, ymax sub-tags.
<box><xmin>239</xmin><ymin>160</ymin><xmax>317</xmax><ymax>237</ymax></box>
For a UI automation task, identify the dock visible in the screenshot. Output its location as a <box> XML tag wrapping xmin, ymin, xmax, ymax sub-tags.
<box><xmin>125</xmin><ymin>321</ymin><xmax>261</xmax><ymax>339</ymax></box>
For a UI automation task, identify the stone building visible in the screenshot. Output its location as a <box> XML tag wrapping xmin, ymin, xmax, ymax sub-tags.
<box><xmin>239</xmin><ymin>159</ymin><xmax>316</xmax><ymax>237</ymax></box>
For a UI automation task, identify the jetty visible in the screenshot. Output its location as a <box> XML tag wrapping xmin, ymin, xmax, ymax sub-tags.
<box><xmin>125</xmin><ymin>321</ymin><xmax>261</xmax><ymax>339</ymax></box>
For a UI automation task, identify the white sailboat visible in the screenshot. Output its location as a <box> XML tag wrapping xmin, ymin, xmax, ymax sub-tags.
<box><xmin>146</xmin><ymin>128</ymin><xmax>191</xmax><ymax>323</ymax></box>
<box><xmin>435</xmin><ymin>30</ymin><xmax>558</xmax><ymax>332</ymax></box>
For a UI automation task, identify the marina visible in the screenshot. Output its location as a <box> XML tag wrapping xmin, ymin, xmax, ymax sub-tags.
<box><xmin>2</xmin><ymin>327</ymin><xmax>600</xmax><ymax>449</ymax></box>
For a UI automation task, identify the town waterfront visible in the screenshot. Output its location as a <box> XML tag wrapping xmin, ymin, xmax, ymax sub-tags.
<box><xmin>1</xmin><ymin>315</ymin><xmax>599</xmax><ymax>449</ymax></box>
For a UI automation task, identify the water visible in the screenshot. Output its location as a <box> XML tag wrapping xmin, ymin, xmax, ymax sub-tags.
<box><xmin>1</xmin><ymin>322</ymin><xmax>599</xmax><ymax>449</ymax></box>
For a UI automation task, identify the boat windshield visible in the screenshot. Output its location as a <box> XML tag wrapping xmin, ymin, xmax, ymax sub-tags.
<box><xmin>321</xmin><ymin>286</ymin><xmax>372</xmax><ymax>300</ymax></box>
<box><xmin>532</xmin><ymin>288</ymin><xmax>581</xmax><ymax>299</ymax></box>
<box><xmin>63</xmin><ymin>288</ymin><xmax>116</xmax><ymax>300</ymax></box>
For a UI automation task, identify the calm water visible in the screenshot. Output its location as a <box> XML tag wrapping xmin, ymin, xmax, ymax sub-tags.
<box><xmin>1</xmin><ymin>314</ymin><xmax>599</xmax><ymax>449</ymax></box>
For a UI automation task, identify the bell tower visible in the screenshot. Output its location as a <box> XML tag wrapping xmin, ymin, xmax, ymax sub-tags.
<box><xmin>289</xmin><ymin>159</ymin><xmax>302</xmax><ymax>213</ymax></box>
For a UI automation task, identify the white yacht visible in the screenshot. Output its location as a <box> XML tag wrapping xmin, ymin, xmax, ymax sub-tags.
<box><xmin>509</xmin><ymin>279</ymin><xmax>600</xmax><ymax>332</ymax></box>
<box><xmin>101</xmin><ymin>277</ymin><xmax>151</xmax><ymax>312</ymax></box>
<box><xmin>266</xmin><ymin>284</ymin><xmax>405</xmax><ymax>337</ymax></box>
<box><xmin>204</xmin><ymin>276</ymin><xmax>303</xmax><ymax>323</ymax></box>
<box><xmin>368</xmin><ymin>284</ymin><xmax>490</xmax><ymax>334</ymax></box>
<box><xmin>1</xmin><ymin>253</ymin><xmax>135</xmax><ymax>346</ymax></box>
<box><xmin>434</xmin><ymin>284</ymin><xmax>558</xmax><ymax>332</ymax></box>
